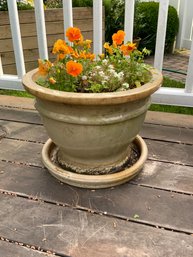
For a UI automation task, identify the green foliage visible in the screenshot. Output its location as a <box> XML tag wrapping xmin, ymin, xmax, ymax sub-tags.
<box><xmin>105</xmin><ymin>0</ymin><xmax>124</xmax><ymax>43</ymax></box>
<box><xmin>37</xmin><ymin>46</ymin><xmax>151</xmax><ymax>93</ymax></box>
<box><xmin>135</xmin><ymin>2</ymin><xmax>179</xmax><ymax>53</ymax></box>
<box><xmin>0</xmin><ymin>0</ymin><xmax>33</xmax><ymax>11</ymax></box>
<box><xmin>37</xmin><ymin>29</ymin><xmax>151</xmax><ymax>93</ymax></box>
<box><xmin>105</xmin><ymin>1</ymin><xmax>179</xmax><ymax>53</ymax></box>
<box><xmin>45</xmin><ymin>0</ymin><xmax>92</xmax><ymax>8</ymax></box>
<box><xmin>0</xmin><ymin>0</ymin><xmax>7</xmax><ymax>10</ymax></box>
<box><xmin>45</xmin><ymin>0</ymin><xmax>62</xmax><ymax>8</ymax></box>
<box><xmin>72</xmin><ymin>0</ymin><xmax>92</xmax><ymax>7</ymax></box>
<box><xmin>17</xmin><ymin>2</ymin><xmax>34</xmax><ymax>10</ymax></box>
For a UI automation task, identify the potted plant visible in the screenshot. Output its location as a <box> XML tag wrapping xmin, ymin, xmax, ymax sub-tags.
<box><xmin>23</xmin><ymin>27</ymin><xmax>162</xmax><ymax>188</ymax></box>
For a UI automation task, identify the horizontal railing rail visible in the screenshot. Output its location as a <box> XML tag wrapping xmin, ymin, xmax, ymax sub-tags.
<box><xmin>0</xmin><ymin>0</ymin><xmax>193</xmax><ymax>107</ymax></box>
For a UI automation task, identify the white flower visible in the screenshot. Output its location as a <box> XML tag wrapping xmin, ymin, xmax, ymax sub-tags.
<box><xmin>108</xmin><ymin>69</ymin><xmax>116</xmax><ymax>75</ymax></box>
<box><xmin>123</xmin><ymin>83</ymin><xmax>130</xmax><ymax>89</ymax></box>
<box><xmin>82</xmin><ymin>76</ymin><xmax>87</xmax><ymax>80</ymax></box>
<box><xmin>99</xmin><ymin>71</ymin><xmax>105</xmax><ymax>76</ymax></box>
<box><xmin>102</xmin><ymin>59</ymin><xmax>108</xmax><ymax>65</ymax></box>
<box><xmin>118</xmin><ymin>72</ymin><xmax>124</xmax><ymax>78</ymax></box>
<box><xmin>108</xmin><ymin>65</ymin><xmax>114</xmax><ymax>69</ymax></box>
<box><xmin>103</xmin><ymin>76</ymin><xmax>109</xmax><ymax>81</ymax></box>
<box><xmin>113</xmin><ymin>72</ymin><xmax>119</xmax><ymax>78</ymax></box>
<box><xmin>95</xmin><ymin>66</ymin><xmax>101</xmax><ymax>70</ymax></box>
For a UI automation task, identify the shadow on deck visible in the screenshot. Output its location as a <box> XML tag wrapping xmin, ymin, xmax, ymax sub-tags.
<box><xmin>0</xmin><ymin>95</ymin><xmax>193</xmax><ymax>257</ymax></box>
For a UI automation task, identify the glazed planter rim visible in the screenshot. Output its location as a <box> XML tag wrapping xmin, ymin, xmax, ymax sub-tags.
<box><xmin>22</xmin><ymin>67</ymin><xmax>163</xmax><ymax>105</ymax></box>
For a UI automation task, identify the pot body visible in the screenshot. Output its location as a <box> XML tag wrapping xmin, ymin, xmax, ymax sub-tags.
<box><xmin>35</xmin><ymin>96</ymin><xmax>150</xmax><ymax>173</ymax></box>
<box><xmin>23</xmin><ymin>68</ymin><xmax>163</xmax><ymax>174</ymax></box>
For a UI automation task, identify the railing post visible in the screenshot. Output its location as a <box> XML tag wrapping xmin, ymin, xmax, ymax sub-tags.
<box><xmin>93</xmin><ymin>0</ymin><xmax>103</xmax><ymax>56</ymax></box>
<box><xmin>7</xmin><ymin>0</ymin><xmax>26</xmax><ymax>78</ymax></box>
<box><xmin>0</xmin><ymin>55</ymin><xmax>3</xmax><ymax>76</ymax></box>
<box><xmin>34</xmin><ymin>0</ymin><xmax>48</xmax><ymax>60</ymax></box>
<box><xmin>185</xmin><ymin>40</ymin><xmax>193</xmax><ymax>93</ymax></box>
<box><xmin>124</xmin><ymin>0</ymin><xmax>135</xmax><ymax>43</ymax></box>
<box><xmin>63</xmin><ymin>0</ymin><xmax>73</xmax><ymax>42</ymax></box>
<box><xmin>154</xmin><ymin>0</ymin><xmax>169</xmax><ymax>71</ymax></box>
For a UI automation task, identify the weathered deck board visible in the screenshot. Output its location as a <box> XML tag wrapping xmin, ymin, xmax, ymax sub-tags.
<box><xmin>1</xmin><ymin>158</ymin><xmax>193</xmax><ymax>195</ymax></box>
<box><xmin>141</xmin><ymin>123</ymin><xmax>193</xmax><ymax>145</ymax></box>
<box><xmin>0</xmin><ymin>107</ymin><xmax>42</xmax><ymax>125</ymax></box>
<box><xmin>1</xmin><ymin>103</ymin><xmax>193</xmax><ymax>256</ymax></box>
<box><xmin>0</xmin><ymin>138</ymin><xmax>43</xmax><ymax>167</ymax></box>
<box><xmin>1</xmin><ymin>135</ymin><xmax>193</xmax><ymax>168</ymax></box>
<box><xmin>0</xmin><ymin>241</ymin><xmax>56</xmax><ymax>257</ymax></box>
<box><xmin>0</xmin><ymin>120</ymin><xmax>48</xmax><ymax>143</ymax></box>
<box><xmin>146</xmin><ymin>111</ymin><xmax>193</xmax><ymax>129</ymax></box>
<box><xmin>134</xmin><ymin>160</ymin><xmax>193</xmax><ymax>194</ymax></box>
<box><xmin>0</xmin><ymin>161</ymin><xmax>193</xmax><ymax>233</ymax></box>
<box><xmin>1</xmin><ymin>194</ymin><xmax>193</xmax><ymax>257</ymax></box>
<box><xmin>146</xmin><ymin>140</ymin><xmax>193</xmax><ymax>166</ymax></box>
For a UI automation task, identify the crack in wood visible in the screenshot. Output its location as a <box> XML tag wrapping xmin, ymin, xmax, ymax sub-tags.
<box><xmin>0</xmin><ymin>235</ymin><xmax>68</xmax><ymax>257</ymax></box>
<box><xmin>148</xmin><ymin>157</ymin><xmax>193</xmax><ymax>168</ymax></box>
<box><xmin>144</xmin><ymin>121</ymin><xmax>193</xmax><ymax>130</ymax></box>
<box><xmin>144</xmin><ymin>137</ymin><xmax>193</xmax><ymax>146</ymax></box>
<box><xmin>0</xmin><ymin>118</ymin><xmax>42</xmax><ymax>126</ymax></box>
<box><xmin>130</xmin><ymin>182</ymin><xmax>193</xmax><ymax>196</ymax></box>
<box><xmin>5</xmin><ymin>136</ymin><xmax>44</xmax><ymax>145</ymax></box>
<box><xmin>0</xmin><ymin>126</ymin><xmax>7</xmax><ymax>139</ymax></box>
<box><xmin>0</xmin><ymin>159</ymin><xmax>44</xmax><ymax>169</ymax></box>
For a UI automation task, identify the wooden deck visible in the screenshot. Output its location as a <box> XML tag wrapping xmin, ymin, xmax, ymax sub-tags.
<box><xmin>0</xmin><ymin>96</ymin><xmax>193</xmax><ymax>257</ymax></box>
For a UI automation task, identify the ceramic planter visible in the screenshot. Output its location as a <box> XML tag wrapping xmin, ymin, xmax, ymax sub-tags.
<box><xmin>22</xmin><ymin>68</ymin><xmax>162</xmax><ymax>188</ymax></box>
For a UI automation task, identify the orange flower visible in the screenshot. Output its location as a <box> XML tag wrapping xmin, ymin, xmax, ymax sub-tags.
<box><xmin>85</xmin><ymin>40</ymin><xmax>92</xmax><ymax>48</ymax></box>
<box><xmin>78</xmin><ymin>51</ymin><xmax>95</xmax><ymax>60</ymax></box>
<box><xmin>120</xmin><ymin>43</ymin><xmax>136</xmax><ymax>55</ymax></box>
<box><xmin>52</xmin><ymin>39</ymin><xmax>72</xmax><ymax>60</ymax></box>
<box><xmin>74</xmin><ymin>34</ymin><xmax>84</xmax><ymax>45</ymax></box>
<box><xmin>53</xmin><ymin>39</ymin><xmax>66</xmax><ymax>54</ymax></box>
<box><xmin>66</xmin><ymin>60</ymin><xmax>83</xmax><ymax>77</ymax></box>
<box><xmin>86</xmin><ymin>53</ymin><xmax>95</xmax><ymax>61</ymax></box>
<box><xmin>66</xmin><ymin>27</ymin><xmax>82</xmax><ymax>42</ymax></box>
<box><xmin>38</xmin><ymin>59</ymin><xmax>52</xmax><ymax>75</ymax></box>
<box><xmin>104</xmin><ymin>42</ymin><xmax>113</xmax><ymax>55</ymax></box>
<box><xmin>71</xmin><ymin>49</ymin><xmax>80</xmax><ymax>59</ymax></box>
<box><xmin>99</xmin><ymin>53</ymin><xmax>105</xmax><ymax>59</ymax></box>
<box><xmin>112</xmin><ymin>30</ymin><xmax>125</xmax><ymax>45</ymax></box>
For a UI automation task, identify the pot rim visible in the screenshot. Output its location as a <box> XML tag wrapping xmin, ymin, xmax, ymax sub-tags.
<box><xmin>22</xmin><ymin>67</ymin><xmax>163</xmax><ymax>105</ymax></box>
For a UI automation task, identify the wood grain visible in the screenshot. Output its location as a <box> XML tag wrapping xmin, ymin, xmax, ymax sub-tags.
<box><xmin>0</xmin><ymin>107</ymin><xmax>41</xmax><ymax>124</ymax></box>
<box><xmin>0</xmin><ymin>194</ymin><xmax>193</xmax><ymax>257</ymax></box>
<box><xmin>0</xmin><ymin>8</ymin><xmax>94</xmax><ymax>24</ymax></box>
<box><xmin>0</xmin><ymin>160</ymin><xmax>193</xmax><ymax>233</ymax></box>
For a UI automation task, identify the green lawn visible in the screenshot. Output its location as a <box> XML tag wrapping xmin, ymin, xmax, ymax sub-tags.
<box><xmin>150</xmin><ymin>77</ymin><xmax>193</xmax><ymax>115</ymax></box>
<box><xmin>0</xmin><ymin>77</ymin><xmax>193</xmax><ymax>115</ymax></box>
<box><xmin>0</xmin><ymin>89</ymin><xmax>33</xmax><ymax>98</ymax></box>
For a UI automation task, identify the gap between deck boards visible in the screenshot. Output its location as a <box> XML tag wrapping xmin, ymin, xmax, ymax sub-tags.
<box><xmin>0</xmin><ymin>192</ymin><xmax>193</xmax><ymax>257</ymax></box>
<box><xmin>0</xmin><ymin>158</ymin><xmax>193</xmax><ymax>235</ymax></box>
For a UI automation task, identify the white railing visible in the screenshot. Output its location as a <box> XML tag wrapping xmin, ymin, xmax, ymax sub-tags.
<box><xmin>0</xmin><ymin>0</ymin><xmax>193</xmax><ymax>107</ymax></box>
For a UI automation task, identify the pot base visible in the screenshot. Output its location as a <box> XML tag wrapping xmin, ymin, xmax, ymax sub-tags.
<box><xmin>42</xmin><ymin>135</ymin><xmax>148</xmax><ymax>189</ymax></box>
